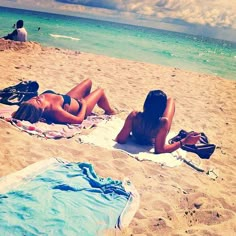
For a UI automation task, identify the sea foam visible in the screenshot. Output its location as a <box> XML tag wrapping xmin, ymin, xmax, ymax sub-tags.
<box><xmin>50</xmin><ymin>34</ymin><xmax>80</xmax><ymax>41</ymax></box>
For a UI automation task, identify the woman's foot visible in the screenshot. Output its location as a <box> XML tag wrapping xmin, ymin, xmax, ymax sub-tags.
<box><xmin>105</xmin><ymin>108</ymin><xmax>116</xmax><ymax>115</ymax></box>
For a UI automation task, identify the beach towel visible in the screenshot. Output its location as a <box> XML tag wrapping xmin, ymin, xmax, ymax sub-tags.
<box><xmin>0</xmin><ymin>158</ymin><xmax>139</xmax><ymax>235</ymax></box>
<box><xmin>0</xmin><ymin>105</ymin><xmax>111</xmax><ymax>139</ymax></box>
<box><xmin>79</xmin><ymin>117</ymin><xmax>185</xmax><ymax>168</ymax></box>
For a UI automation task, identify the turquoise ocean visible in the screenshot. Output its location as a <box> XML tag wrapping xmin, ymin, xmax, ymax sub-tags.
<box><xmin>0</xmin><ymin>6</ymin><xmax>235</xmax><ymax>80</ymax></box>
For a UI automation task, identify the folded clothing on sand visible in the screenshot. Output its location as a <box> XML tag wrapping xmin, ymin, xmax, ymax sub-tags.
<box><xmin>0</xmin><ymin>158</ymin><xmax>139</xmax><ymax>235</ymax></box>
<box><xmin>0</xmin><ymin>105</ymin><xmax>111</xmax><ymax>139</ymax></box>
<box><xmin>79</xmin><ymin>117</ymin><xmax>185</xmax><ymax>168</ymax></box>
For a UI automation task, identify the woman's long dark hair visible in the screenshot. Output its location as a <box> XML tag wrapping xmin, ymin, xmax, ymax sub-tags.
<box><xmin>12</xmin><ymin>103</ymin><xmax>43</xmax><ymax>123</ymax></box>
<box><xmin>132</xmin><ymin>90</ymin><xmax>168</xmax><ymax>145</ymax></box>
<box><xmin>143</xmin><ymin>90</ymin><xmax>167</xmax><ymax>122</ymax></box>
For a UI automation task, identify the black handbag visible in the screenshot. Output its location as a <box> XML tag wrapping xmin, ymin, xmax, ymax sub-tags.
<box><xmin>169</xmin><ymin>130</ymin><xmax>216</xmax><ymax>159</ymax></box>
<box><xmin>0</xmin><ymin>81</ymin><xmax>39</xmax><ymax>105</ymax></box>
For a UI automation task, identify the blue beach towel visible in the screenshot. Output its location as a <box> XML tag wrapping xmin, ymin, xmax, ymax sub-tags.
<box><xmin>0</xmin><ymin>158</ymin><xmax>139</xmax><ymax>236</ymax></box>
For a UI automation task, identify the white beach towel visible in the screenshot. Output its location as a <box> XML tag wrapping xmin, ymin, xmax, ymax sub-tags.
<box><xmin>79</xmin><ymin>117</ymin><xmax>186</xmax><ymax>167</ymax></box>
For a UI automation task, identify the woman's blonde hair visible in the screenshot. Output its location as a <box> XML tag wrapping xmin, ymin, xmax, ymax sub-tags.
<box><xmin>12</xmin><ymin>103</ymin><xmax>43</xmax><ymax>123</ymax></box>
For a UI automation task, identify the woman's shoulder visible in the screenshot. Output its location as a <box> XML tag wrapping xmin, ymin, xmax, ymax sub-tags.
<box><xmin>159</xmin><ymin>117</ymin><xmax>169</xmax><ymax>127</ymax></box>
<box><xmin>127</xmin><ymin>110</ymin><xmax>140</xmax><ymax>120</ymax></box>
<box><xmin>41</xmin><ymin>90</ymin><xmax>56</xmax><ymax>95</ymax></box>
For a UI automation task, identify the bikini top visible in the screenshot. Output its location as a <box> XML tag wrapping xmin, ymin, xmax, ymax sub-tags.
<box><xmin>41</xmin><ymin>90</ymin><xmax>84</xmax><ymax>114</ymax></box>
<box><xmin>42</xmin><ymin>90</ymin><xmax>71</xmax><ymax>108</ymax></box>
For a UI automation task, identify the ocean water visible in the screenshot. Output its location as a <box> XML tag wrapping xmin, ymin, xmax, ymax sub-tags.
<box><xmin>0</xmin><ymin>6</ymin><xmax>235</xmax><ymax>80</ymax></box>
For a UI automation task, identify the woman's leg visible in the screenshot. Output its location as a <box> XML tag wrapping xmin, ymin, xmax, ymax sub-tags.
<box><xmin>66</xmin><ymin>79</ymin><xmax>92</xmax><ymax>99</ymax></box>
<box><xmin>162</xmin><ymin>98</ymin><xmax>175</xmax><ymax>132</ymax></box>
<box><xmin>84</xmin><ymin>88</ymin><xmax>115</xmax><ymax>116</ymax></box>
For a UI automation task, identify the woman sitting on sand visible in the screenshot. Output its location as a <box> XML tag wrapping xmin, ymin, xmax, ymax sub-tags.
<box><xmin>12</xmin><ymin>79</ymin><xmax>115</xmax><ymax>124</ymax></box>
<box><xmin>116</xmin><ymin>90</ymin><xmax>200</xmax><ymax>154</ymax></box>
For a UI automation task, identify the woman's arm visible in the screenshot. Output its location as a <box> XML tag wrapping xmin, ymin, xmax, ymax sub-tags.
<box><xmin>52</xmin><ymin>107</ymin><xmax>85</xmax><ymax>124</ymax></box>
<box><xmin>115</xmin><ymin>111</ymin><xmax>136</xmax><ymax>143</ymax></box>
<box><xmin>154</xmin><ymin>118</ymin><xmax>200</xmax><ymax>153</ymax></box>
<box><xmin>46</xmin><ymin>98</ymin><xmax>87</xmax><ymax>124</ymax></box>
<box><xmin>76</xmin><ymin>98</ymin><xmax>87</xmax><ymax>121</ymax></box>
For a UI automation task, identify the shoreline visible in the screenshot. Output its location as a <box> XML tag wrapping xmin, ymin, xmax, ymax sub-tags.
<box><xmin>0</xmin><ymin>40</ymin><xmax>236</xmax><ymax>235</ymax></box>
<box><xmin>39</xmin><ymin>45</ymin><xmax>236</xmax><ymax>82</ymax></box>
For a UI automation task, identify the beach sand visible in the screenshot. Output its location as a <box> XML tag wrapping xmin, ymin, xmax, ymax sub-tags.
<box><xmin>0</xmin><ymin>39</ymin><xmax>236</xmax><ymax>235</ymax></box>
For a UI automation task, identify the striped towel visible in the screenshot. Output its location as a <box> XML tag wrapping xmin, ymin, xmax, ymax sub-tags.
<box><xmin>0</xmin><ymin>105</ymin><xmax>111</xmax><ymax>139</ymax></box>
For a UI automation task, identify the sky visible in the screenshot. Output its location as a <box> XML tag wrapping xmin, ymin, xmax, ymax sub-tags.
<box><xmin>1</xmin><ymin>0</ymin><xmax>236</xmax><ymax>42</ymax></box>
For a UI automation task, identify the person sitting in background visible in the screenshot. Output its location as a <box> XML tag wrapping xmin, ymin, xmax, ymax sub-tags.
<box><xmin>116</xmin><ymin>90</ymin><xmax>200</xmax><ymax>154</ymax></box>
<box><xmin>2</xmin><ymin>20</ymin><xmax>27</xmax><ymax>42</ymax></box>
<box><xmin>12</xmin><ymin>79</ymin><xmax>116</xmax><ymax>124</ymax></box>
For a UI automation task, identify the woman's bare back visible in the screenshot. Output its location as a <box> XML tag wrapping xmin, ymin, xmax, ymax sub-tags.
<box><xmin>132</xmin><ymin>112</ymin><xmax>160</xmax><ymax>145</ymax></box>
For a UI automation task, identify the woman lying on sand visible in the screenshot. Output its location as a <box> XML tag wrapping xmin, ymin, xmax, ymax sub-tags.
<box><xmin>12</xmin><ymin>79</ymin><xmax>115</xmax><ymax>124</ymax></box>
<box><xmin>116</xmin><ymin>90</ymin><xmax>200</xmax><ymax>154</ymax></box>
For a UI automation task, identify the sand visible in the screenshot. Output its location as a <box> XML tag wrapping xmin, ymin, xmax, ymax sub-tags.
<box><xmin>0</xmin><ymin>39</ymin><xmax>236</xmax><ymax>235</ymax></box>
